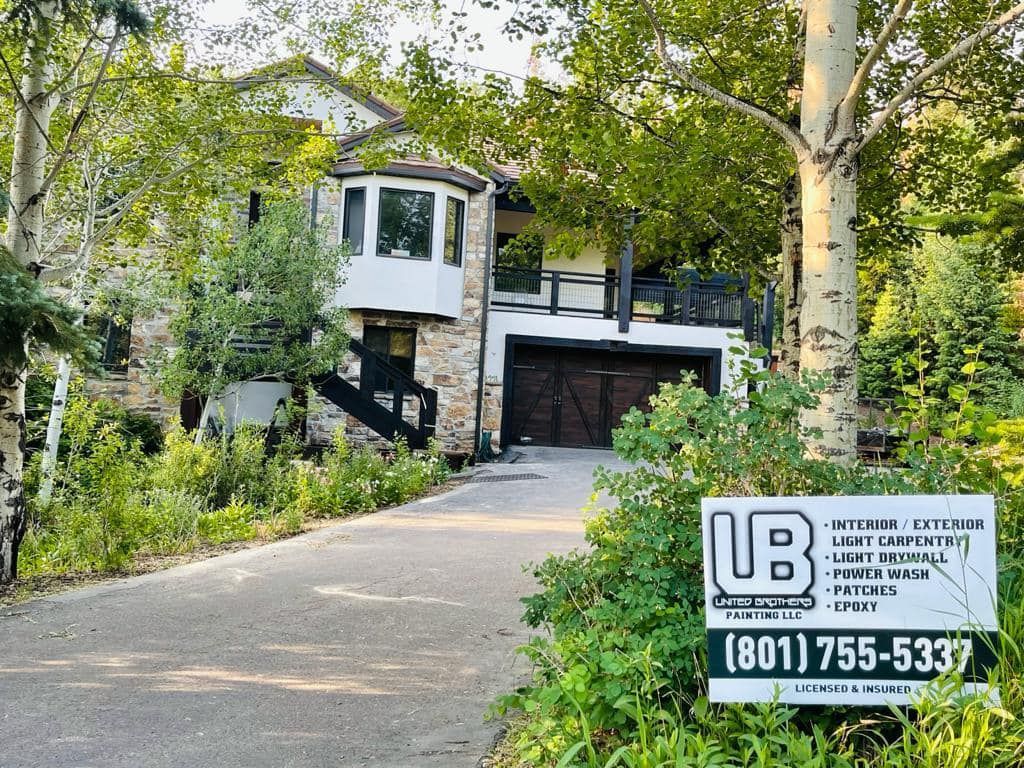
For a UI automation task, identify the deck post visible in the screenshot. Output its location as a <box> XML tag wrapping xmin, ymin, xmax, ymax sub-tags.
<box><xmin>549</xmin><ymin>272</ymin><xmax>560</xmax><ymax>314</ymax></box>
<box><xmin>617</xmin><ymin>213</ymin><xmax>635</xmax><ymax>333</ymax></box>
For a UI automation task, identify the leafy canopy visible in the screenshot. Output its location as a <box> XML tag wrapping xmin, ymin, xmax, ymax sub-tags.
<box><xmin>156</xmin><ymin>200</ymin><xmax>349</xmax><ymax>399</ymax></box>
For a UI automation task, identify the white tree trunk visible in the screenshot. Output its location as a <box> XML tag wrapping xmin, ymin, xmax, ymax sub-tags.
<box><xmin>6</xmin><ymin>2</ymin><xmax>57</xmax><ymax>269</ymax></box>
<box><xmin>0</xmin><ymin>367</ymin><xmax>28</xmax><ymax>581</ymax></box>
<box><xmin>778</xmin><ymin>174</ymin><xmax>803</xmax><ymax>379</ymax></box>
<box><xmin>194</xmin><ymin>397</ymin><xmax>214</xmax><ymax>446</ymax></box>
<box><xmin>1</xmin><ymin>1</ymin><xmax>58</xmax><ymax>583</ymax></box>
<box><xmin>37</xmin><ymin>355</ymin><xmax>73</xmax><ymax>504</ymax></box>
<box><xmin>797</xmin><ymin>0</ymin><xmax>860</xmax><ymax>462</ymax></box>
<box><xmin>37</xmin><ymin>180</ymin><xmax>96</xmax><ymax>505</ymax></box>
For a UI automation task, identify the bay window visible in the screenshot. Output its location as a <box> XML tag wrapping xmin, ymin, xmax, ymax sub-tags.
<box><xmin>443</xmin><ymin>197</ymin><xmax>465</xmax><ymax>266</ymax></box>
<box><xmin>342</xmin><ymin>187</ymin><xmax>366</xmax><ymax>255</ymax></box>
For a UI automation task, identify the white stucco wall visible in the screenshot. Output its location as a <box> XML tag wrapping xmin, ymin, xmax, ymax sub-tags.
<box><xmin>484</xmin><ymin>310</ymin><xmax>745</xmax><ymax>394</ymax></box>
<box><xmin>281</xmin><ymin>82</ymin><xmax>384</xmax><ymax>133</ymax></box>
<box><xmin>333</xmin><ymin>175</ymin><xmax>472</xmax><ymax>319</ymax></box>
<box><xmin>494</xmin><ymin>209</ymin><xmax>611</xmax><ymax>276</ymax></box>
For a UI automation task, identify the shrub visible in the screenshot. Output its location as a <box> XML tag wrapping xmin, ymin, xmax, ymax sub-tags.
<box><xmin>198</xmin><ymin>497</ymin><xmax>259</xmax><ymax>544</ymax></box>
<box><xmin>505</xmin><ymin>365</ymin><xmax>1024</xmax><ymax>766</ymax></box>
<box><xmin>19</xmin><ymin>396</ymin><xmax>450</xmax><ymax>578</ymax></box>
<box><xmin>505</xmin><ymin>373</ymin><xmax>904</xmax><ymax>757</ymax></box>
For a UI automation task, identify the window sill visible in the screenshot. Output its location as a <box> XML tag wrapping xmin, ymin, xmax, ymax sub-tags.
<box><xmin>376</xmin><ymin>252</ymin><xmax>432</xmax><ymax>262</ymax></box>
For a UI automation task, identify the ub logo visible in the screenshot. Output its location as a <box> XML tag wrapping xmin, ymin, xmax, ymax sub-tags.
<box><xmin>710</xmin><ymin>511</ymin><xmax>815</xmax><ymax>609</ymax></box>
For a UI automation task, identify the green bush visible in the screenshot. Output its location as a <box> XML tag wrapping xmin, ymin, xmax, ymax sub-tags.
<box><xmin>19</xmin><ymin>395</ymin><xmax>450</xmax><ymax>578</ymax></box>
<box><xmin>504</xmin><ymin>367</ymin><xmax>1024</xmax><ymax>767</ymax></box>
<box><xmin>858</xmin><ymin>239</ymin><xmax>1024</xmax><ymax>415</ymax></box>
<box><xmin>545</xmin><ymin>569</ymin><xmax>1024</xmax><ymax>767</ymax></box>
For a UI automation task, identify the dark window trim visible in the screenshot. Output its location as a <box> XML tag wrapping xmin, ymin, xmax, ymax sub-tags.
<box><xmin>342</xmin><ymin>186</ymin><xmax>366</xmax><ymax>255</ymax></box>
<box><xmin>443</xmin><ymin>196</ymin><xmax>466</xmax><ymax>267</ymax></box>
<box><xmin>363</xmin><ymin>325</ymin><xmax>417</xmax><ymax>393</ymax></box>
<box><xmin>376</xmin><ymin>187</ymin><xmax>435</xmax><ymax>261</ymax></box>
<box><xmin>96</xmin><ymin>314</ymin><xmax>132</xmax><ymax>374</ymax></box>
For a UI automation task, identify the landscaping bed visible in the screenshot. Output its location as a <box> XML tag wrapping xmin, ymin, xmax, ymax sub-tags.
<box><xmin>492</xmin><ymin>370</ymin><xmax>1024</xmax><ymax>767</ymax></box>
<box><xmin>8</xmin><ymin>395</ymin><xmax>453</xmax><ymax>604</ymax></box>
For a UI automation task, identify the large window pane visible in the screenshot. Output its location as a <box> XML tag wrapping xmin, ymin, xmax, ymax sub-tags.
<box><xmin>342</xmin><ymin>187</ymin><xmax>365</xmax><ymax>255</ymax></box>
<box><xmin>88</xmin><ymin>313</ymin><xmax>132</xmax><ymax>374</ymax></box>
<box><xmin>443</xmin><ymin>197</ymin><xmax>465</xmax><ymax>266</ymax></box>
<box><xmin>377</xmin><ymin>189</ymin><xmax>434</xmax><ymax>260</ymax></box>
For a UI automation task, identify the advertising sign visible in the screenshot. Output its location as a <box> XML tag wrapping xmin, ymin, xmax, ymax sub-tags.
<box><xmin>702</xmin><ymin>495</ymin><xmax>998</xmax><ymax>705</ymax></box>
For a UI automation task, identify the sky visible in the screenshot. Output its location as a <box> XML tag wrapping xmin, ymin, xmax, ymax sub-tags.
<box><xmin>197</xmin><ymin>0</ymin><xmax>539</xmax><ymax>80</ymax></box>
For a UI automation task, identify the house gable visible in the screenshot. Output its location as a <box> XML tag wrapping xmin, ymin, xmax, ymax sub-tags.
<box><xmin>236</xmin><ymin>56</ymin><xmax>401</xmax><ymax>136</ymax></box>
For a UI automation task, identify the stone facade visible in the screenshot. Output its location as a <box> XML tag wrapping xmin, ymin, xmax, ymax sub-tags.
<box><xmin>83</xmin><ymin>179</ymin><xmax>492</xmax><ymax>455</ymax></box>
<box><xmin>83</xmin><ymin>309</ymin><xmax>180</xmax><ymax>425</ymax></box>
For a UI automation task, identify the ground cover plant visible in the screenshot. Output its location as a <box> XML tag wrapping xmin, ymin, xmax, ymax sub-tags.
<box><xmin>495</xmin><ymin>359</ymin><xmax>1024</xmax><ymax>767</ymax></box>
<box><xmin>16</xmin><ymin>393</ymin><xmax>450</xmax><ymax>578</ymax></box>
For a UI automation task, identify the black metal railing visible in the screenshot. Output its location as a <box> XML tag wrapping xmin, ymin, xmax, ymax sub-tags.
<box><xmin>312</xmin><ymin>339</ymin><xmax>437</xmax><ymax>448</ymax></box>
<box><xmin>490</xmin><ymin>267</ymin><xmax>749</xmax><ymax>328</ymax></box>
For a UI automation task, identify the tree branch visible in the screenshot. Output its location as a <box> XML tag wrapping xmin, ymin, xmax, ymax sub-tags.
<box><xmin>41</xmin><ymin>146</ymin><xmax>212</xmax><ymax>284</ymax></box>
<box><xmin>858</xmin><ymin>1</ymin><xmax>1024</xmax><ymax>151</ymax></box>
<box><xmin>38</xmin><ymin>31</ymin><xmax>123</xmax><ymax>201</ymax></box>
<box><xmin>636</xmin><ymin>0</ymin><xmax>808</xmax><ymax>156</ymax></box>
<box><xmin>840</xmin><ymin>0</ymin><xmax>913</xmax><ymax>130</ymax></box>
<box><xmin>44</xmin><ymin>25</ymin><xmax>102</xmax><ymax>98</ymax></box>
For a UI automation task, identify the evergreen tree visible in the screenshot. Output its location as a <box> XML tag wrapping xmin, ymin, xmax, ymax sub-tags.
<box><xmin>859</xmin><ymin>238</ymin><xmax>1024</xmax><ymax>414</ymax></box>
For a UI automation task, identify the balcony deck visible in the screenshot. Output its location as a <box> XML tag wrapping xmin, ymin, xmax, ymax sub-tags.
<box><xmin>489</xmin><ymin>267</ymin><xmax>749</xmax><ymax>328</ymax></box>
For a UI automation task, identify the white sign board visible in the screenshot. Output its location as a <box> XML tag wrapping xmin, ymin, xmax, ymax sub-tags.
<box><xmin>702</xmin><ymin>495</ymin><xmax>998</xmax><ymax>705</ymax></box>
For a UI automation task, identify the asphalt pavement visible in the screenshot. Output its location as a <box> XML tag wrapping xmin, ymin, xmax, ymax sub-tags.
<box><xmin>0</xmin><ymin>446</ymin><xmax>626</xmax><ymax>768</ymax></box>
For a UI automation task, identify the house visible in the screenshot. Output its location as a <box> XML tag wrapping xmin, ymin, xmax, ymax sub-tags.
<box><xmin>86</xmin><ymin>57</ymin><xmax>773</xmax><ymax>456</ymax></box>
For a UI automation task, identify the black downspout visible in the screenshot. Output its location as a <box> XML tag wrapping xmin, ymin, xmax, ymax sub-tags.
<box><xmin>472</xmin><ymin>179</ymin><xmax>508</xmax><ymax>458</ymax></box>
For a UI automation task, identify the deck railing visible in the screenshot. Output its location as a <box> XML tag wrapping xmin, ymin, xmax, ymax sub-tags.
<box><xmin>490</xmin><ymin>267</ymin><xmax>748</xmax><ymax>328</ymax></box>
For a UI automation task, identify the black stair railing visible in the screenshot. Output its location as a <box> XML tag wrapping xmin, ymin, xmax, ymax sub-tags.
<box><xmin>311</xmin><ymin>339</ymin><xmax>438</xmax><ymax>449</ymax></box>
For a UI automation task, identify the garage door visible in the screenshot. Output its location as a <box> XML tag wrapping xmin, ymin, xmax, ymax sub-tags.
<box><xmin>506</xmin><ymin>344</ymin><xmax>714</xmax><ymax>448</ymax></box>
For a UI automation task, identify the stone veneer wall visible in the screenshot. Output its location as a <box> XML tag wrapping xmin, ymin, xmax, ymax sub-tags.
<box><xmin>81</xmin><ymin>184</ymin><xmax>336</xmax><ymax>428</ymax></box>
<box><xmin>83</xmin><ymin>309</ymin><xmax>180</xmax><ymax>425</ymax></box>
<box><xmin>306</xmin><ymin>187</ymin><xmax>490</xmax><ymax>454</ymax></box>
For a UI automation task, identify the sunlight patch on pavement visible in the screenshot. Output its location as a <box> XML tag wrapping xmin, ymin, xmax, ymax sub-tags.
<box><xmin>313</xmin><ymin>586</ymin><xmax>465</xmax><ymax>607</ymax></box>
<box><xmin>370</xmin><ymin>512</ymin><xmax>584</xmax><ymax>534</ymax></box>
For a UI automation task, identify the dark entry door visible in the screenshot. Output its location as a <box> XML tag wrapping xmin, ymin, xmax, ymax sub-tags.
<box><xmin>507</xmin><ymin>344</ymin><xmax>711</xmax><ymax>447</ymax></box>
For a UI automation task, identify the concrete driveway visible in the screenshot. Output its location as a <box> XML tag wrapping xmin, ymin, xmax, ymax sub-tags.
<box><xmin>0</xmin><ymin>447</ymin><xmax>625</xmax><ymax>768</ymax></box>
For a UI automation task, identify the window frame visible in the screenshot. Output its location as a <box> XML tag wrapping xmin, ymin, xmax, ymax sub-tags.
<box><xmin>342</xmin><ymin>186</ymin><xmax>366</xmax><ymax>255</ymax></box>
<box><xmin>362</xmin><ymin>325</ymin><xmax>417</xmax><ymax>393</ymax></box>
<box><xmin>376</xmin><ymin>187</ymin><xmax>435</xmax><ymax>261</ymax></box>
<box><xmin>443</xmin><ymin>196</ymin><xmax>466</xmax><ymax>267</ymax></box>
<box><xmin>93</xmin><ymin>313</ymin><xmax>132</xmax><ymax>374</ymax></box>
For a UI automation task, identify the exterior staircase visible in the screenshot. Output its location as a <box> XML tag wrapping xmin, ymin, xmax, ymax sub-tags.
<box><xmin>311</xmin><ymin>339</ymin><xmax>438</xmax><ymax>449</ymax></box>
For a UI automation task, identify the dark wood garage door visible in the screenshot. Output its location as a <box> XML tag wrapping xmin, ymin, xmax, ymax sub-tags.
<box><xmin>506</xmin><ymin>344</ymin><xmax>713</xmax><ymax>448</ymax></box>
